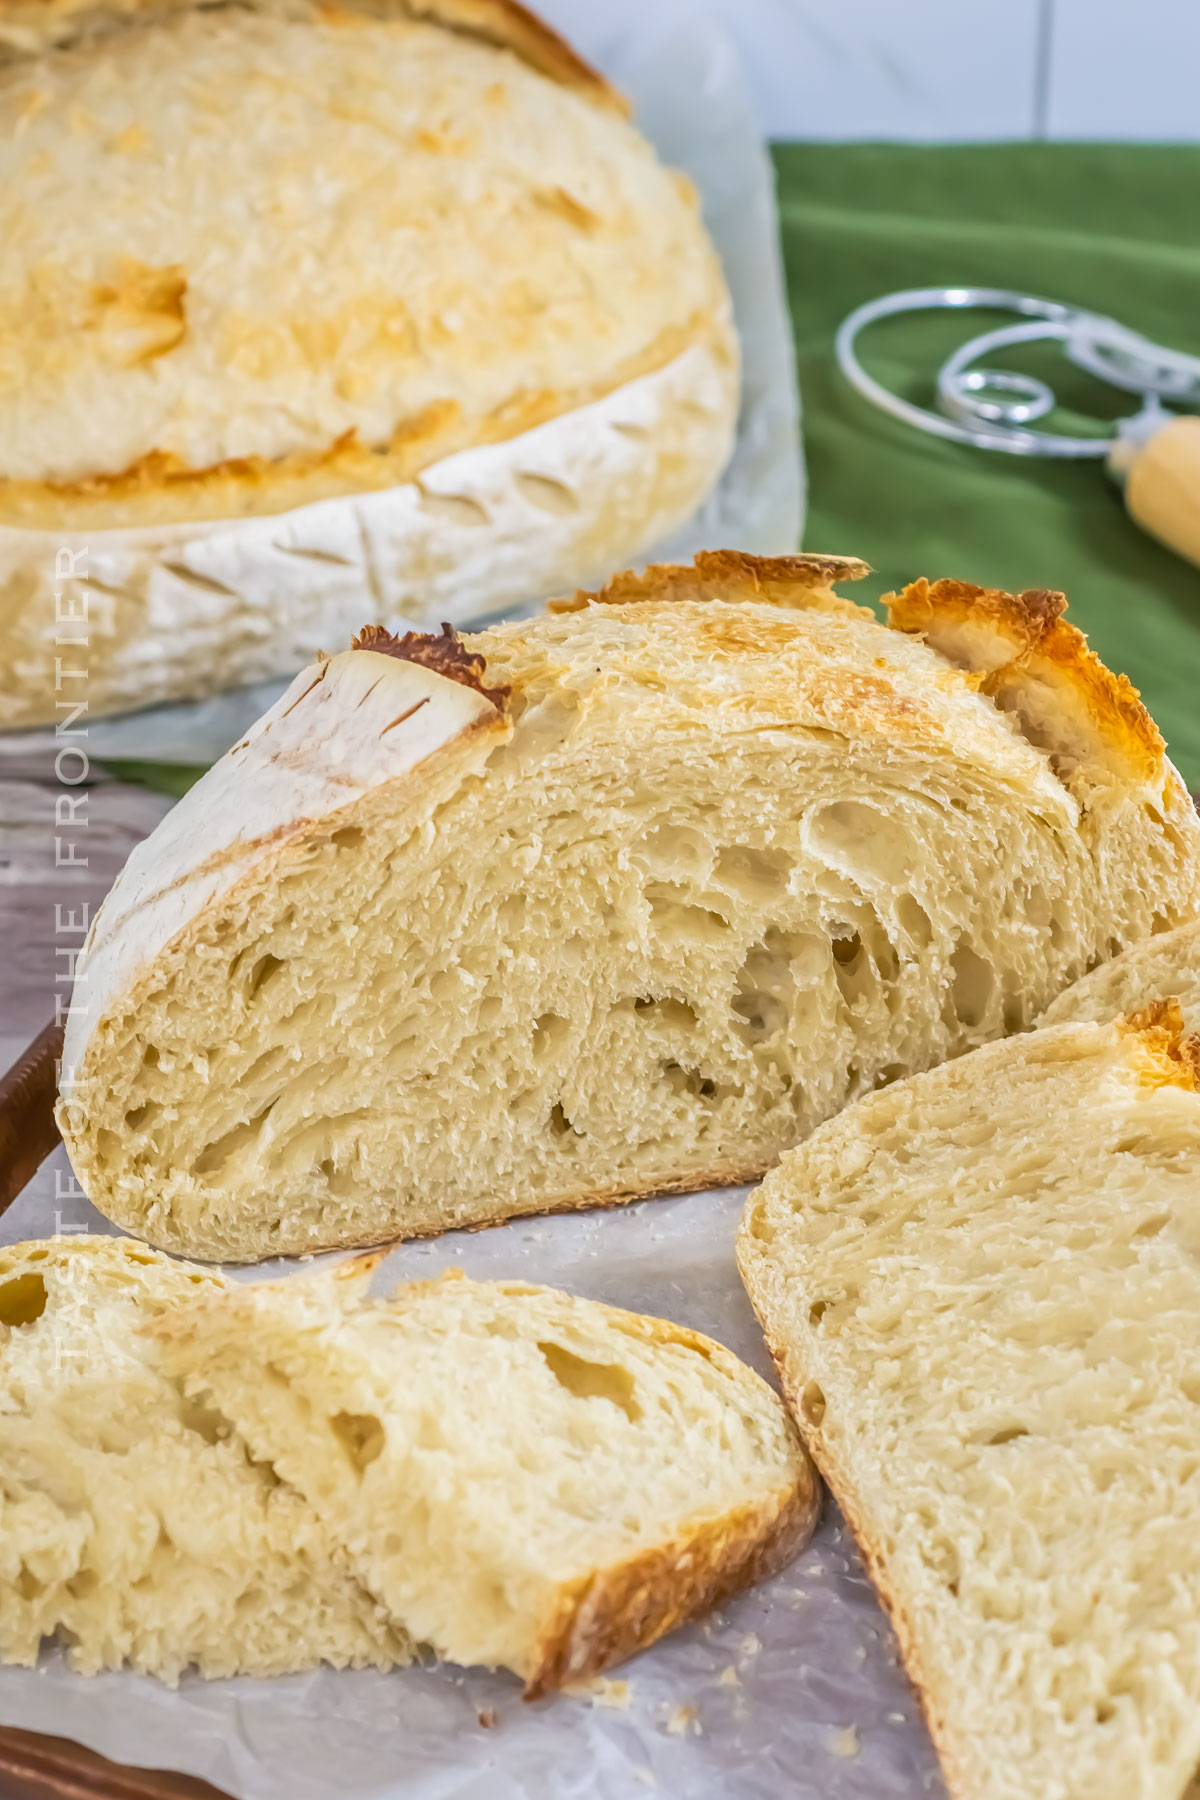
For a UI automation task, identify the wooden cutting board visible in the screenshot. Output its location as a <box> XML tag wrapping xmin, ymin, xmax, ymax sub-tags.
<box><xmin>0</xmin><ymin>1727</ymin><xmax>232</xmax><ymax>1800</ymax></box>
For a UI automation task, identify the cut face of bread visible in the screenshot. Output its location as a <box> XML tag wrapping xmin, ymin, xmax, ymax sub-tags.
<box><xmin>739</xmin><ymin>1011</ymin><xmax>1200</xmax><ymax>1800</ymax></box>
<box><xmin>58</xmin><ymin>555</ymin><xmax>1200</xmax><ymax>1261</ymax></box>
<box><xmin>153</xmin><ymin>1266</ymin><xmax>818</xmax><ymax>1695</ymax></box>
<box><xmin>1040</xmin><ymin>915</ymin><xmax>1200</xmax><ymax>1032</ymax></box>
<box><xmin>0</xmin><ymin>1236</ymin><xmax>407</xmax><ymax>1682</ymax></box>
<box><xmin>0</xmin><ymin>0</ymin><xmax>737</xmax><ymax>723</ymax></box>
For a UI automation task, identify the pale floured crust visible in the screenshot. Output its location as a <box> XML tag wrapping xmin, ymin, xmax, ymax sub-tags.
<box><xmin>885</xmin><ymin>577</ymin><xmax>1166</xmax><ymax>786</ymax></box>
<box><xmin>549</xmin><ymin>549</ymin><xmax>872</xmax><ymax>618</ymax></box>
<box><xmin>0</xmin><ymin>343</ymin><xmax>737</xmax><ymax>729</ymax></box>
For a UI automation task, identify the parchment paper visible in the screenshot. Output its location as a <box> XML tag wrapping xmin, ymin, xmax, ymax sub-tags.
<box><xmin>0</xmin><ymin>1147</ymin><xmax>946</xmax><ymax>1800</ymax></box>
<box><xmin>0</xmin><ymin>1</ymin><xmax>803</xmax><ymax>768</ymax></box>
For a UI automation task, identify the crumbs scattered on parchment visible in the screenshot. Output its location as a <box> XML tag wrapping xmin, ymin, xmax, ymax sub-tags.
<box><xmin>663</xmin><ymin>1705</ymin><xmax>701</xmax><ymax>1737</ymax></box>
<box><xmin>634</xmin><ymin>1769</ymin><xmax>656</xmax><ymax>1789</ymax></box>
<box><xmin>829</xmin><ymin>1726</ymin><xmax>860</xmax><ymax>1758</ymax></box>
<box><xmin>718</xmin><ymin>1665</ymin><xmax>741</xmax><ymax>1688</ymax></box>
<box><xmin>476</xmin><ymin>1708</ymin><xmax>498</xmax><ymax>1729</ymax></box>
<box><xmin>565</xmin><ymin>1676</ymin><xmax>632</xmax><ymax>1709</ymax></box>
<box><xmin>739</xmin><ymin>1632</ymin><xmax>762</xmax><ymax>1659</ymax></box>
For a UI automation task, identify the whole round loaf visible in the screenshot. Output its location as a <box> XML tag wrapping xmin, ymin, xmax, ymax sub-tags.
<box><xmin>0</xmin><ymin>0</ymin><xmax>738</xmax><ymax>724</ymax></box>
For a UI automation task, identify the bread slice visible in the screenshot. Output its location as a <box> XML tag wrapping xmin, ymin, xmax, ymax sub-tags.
<box><xmin>0</xmin><ymin>0</ymin><xmax>736</xmax><ymax>726</ymax></box>
<box><xmin>1041</xmin><ymin>915</ymin><xmax>1200</xmax><ymax>1032</ymax></box>
<box><xmin>58</xmin><ymin>553</ymin><xmax>1200</xmax><ymax>1261</ymax></box>
<box><xmin>152</xmin><ymin>1264</ymin><xmax>818</xmax><ymax>1696</ymax></box>
<box><xmin>0</xmin><ymin>1235</ymin><xmax>407</xmax><ymax>1682</ymax></box>
<box><xmin>738</xmin><ymin>1007</ymin><xmax>1200</xmax><ymax>1800</ymax></box>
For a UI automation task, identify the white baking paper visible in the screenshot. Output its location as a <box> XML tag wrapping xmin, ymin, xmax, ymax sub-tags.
<box><xmin>0</xmin><ymin>1147</ymin><xmax>946</xmax><ymax>1800</ymax></box>
<box><xmin>0</xmin><ymin>1</ymin><xmax>803</xmax><ymax>769</ymax></box>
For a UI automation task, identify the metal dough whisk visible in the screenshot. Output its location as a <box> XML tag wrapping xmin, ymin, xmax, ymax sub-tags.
<box><xmin>836</xmin><ymin>287</ymin><xmax>1200</xmax><ymax>569</ymax></box>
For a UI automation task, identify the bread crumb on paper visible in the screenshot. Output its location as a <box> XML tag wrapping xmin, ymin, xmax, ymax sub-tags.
<box><xmin>718</xmin><ymin>1665</ymin><xmax>741</xmax><ymax>1687</ymax></box>
<box><xmin>476</xmin><ymin>1707</ymin><xmax>498</xmax><ymax>1729</ymax></box>
<box><xmin>664</xmin><ymin>1704</ymin><xmax>701</xmax><ymax>1737</ymax></box>
<box><xmin>739</xmin><ymin>1632</ymin><xmax>762</xmax><ymax>1659</ymax></box>
<box><xmin>566</xmin><ymin>1676</ymin><xmax>632</xmax><ymax>1709</ymax></box>
<box><xmin>830</xmin><ymin>1725</ymin><xmax>860</xmax><ymax>1758</ymax></box>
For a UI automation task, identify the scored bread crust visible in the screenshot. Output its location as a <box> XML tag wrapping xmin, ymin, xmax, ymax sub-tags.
<box><xmin>886</xmin><ymin>577</ymin><xmax>1166</xmax><ymax>784</ymax></box>
<box><xmin>0</xmin><ymin>0</ymin><xmax>736</xmax><ymax>724</ymax></box>
<box><xmin>58</xmin><ymin>554</ymin><xmax>1200</xmax><ymax>1261</ymax></box>
<box><xmin>737</xmin><ymin>1012</ymin><xmax>1200</xmax><ymax>1800</ymax></box>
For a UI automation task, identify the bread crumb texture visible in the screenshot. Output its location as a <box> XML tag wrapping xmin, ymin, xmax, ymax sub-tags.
<box><xmin>740</xmin><ymin>1010</ymin><xmax>1200</xmax><ymax>1800</ymax></box>
<box><xmin>57</xmin><ymin>559</ymin><xmax>1200</xmax><ymax>1261</ymax></box>
<box><xmin>146</xmin><ymin>1264</ymin><xmax>819</xmax><ymax>1692</ymax></box>
<box><xmin>0</xmin><ymin>1235</ymin><xmax>406</xmax><ymax>1681</ymax></box>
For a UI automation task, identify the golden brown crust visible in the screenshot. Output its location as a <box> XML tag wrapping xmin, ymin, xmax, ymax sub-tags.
<box><xmin>885</xmin><ymin>577</ymin><xmax>1164</xmax><ymax>786</ymax></box>
<box><xmin>1118</xmin><ymin>997</ymin><xmax>1200</xmax><ymax>1092</ymax></box>
<box><xmin>548</xmin><ymin>550</ymin><xmax>872</xmax><ymax>617</ymax></box>
<box><xmin>524</xmin><ymin>1477</ymin><xmax>820</xmax><ymax>1698</ymax></box>
<box><xmin>350</xmin><ymin>623</ymin><xmax>510</xmax><ymax>712</ymax></box>
<box><xmin>0</xmin><ymin>0</ymin><xmax>622</xmax><ymax>112</ymax></box>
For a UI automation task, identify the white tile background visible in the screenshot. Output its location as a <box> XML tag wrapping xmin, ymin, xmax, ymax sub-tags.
<box><xmin>541</xmin><ymin>0</ymin><xmax>1200</xmax><ymax>141</ymax></box>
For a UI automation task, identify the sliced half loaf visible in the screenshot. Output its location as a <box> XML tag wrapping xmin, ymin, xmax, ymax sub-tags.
<box><xmin>1041</xmin><ymin>915</ymin><xmax>1200</xmax><ymax>1032</ymax></box>
<box><xmin>153</xmin><ymin>1264</ymin><xmax>818</xmax><ymax>1695</ymax></box>
<box><xmin>739</xmin><ymin>1007</ymin><xmax>1200</xmax><ymax>1800</ymax></box>
<box><xmin>0</xmin><ymin>1236</ymin><xmax>406</xmax><ymax>1681</ymax></box>
<box><xmin>58</xmin><ymin>554</ymin><xmax>1200</xmax><ymax>1259</ymax></box>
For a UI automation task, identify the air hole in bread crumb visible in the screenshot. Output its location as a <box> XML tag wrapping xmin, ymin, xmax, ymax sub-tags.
<box><xmin>986</xmin><ymin>1426</ymin><xmax>1030</xmax><ymax>1446</ymax></box>
<box><xmin>896</xmin><ymin>892</ymin><xmax>932</xmax><ymax>949</ymax></box>
<box><xmin>713</xmin><ymin>844</ymin><xmax>791</xmax><ymax>903</ymax></box>
<box><xmin>634</xmin><ymin>996</ymin><xmax>699</xmax><ymax>1031</ymax></box>
<box><xmin>808</xmin><ymin>1300</ymin><xmax>829</xmax><ymax>1326</ymax></box>
<box><xmin>1132</xmin><ymin>1213</ymin><xmax>1170</xmax><ymax>1236</ymax></box>
<box><xmin>800</xmin><ymin>1382</ymin><xmax>826</xmax><ymax>1426</ymax></box>
<box><xmin>16</xmin><ymin>1568</ymin><xmax>46</xmax><ymax>1601</ymax></box>
<box><xmin>949</xmin><ymin>942</ymin><xmax>995</xmax><ymax>1030</ymax></box>
<box><xmin>533</xmin><ymin>1013</ymin><xmax>570</xmax><ymax>1057</ymax></box>
<box><xmin>331</xmin><ymin>825</ymin><xmax>364</xmax><ymax>850</ymax></box>
<box><xmin>330</xmin><ymin>1411</ymin><xmax>386</xmax><ymax>1472</ymax></box>
<box><xmin>0</xmin><ymin>1272</ymin><xmax>47</xmax><ymax>1328</ymax></box>
<box><xmin>194</xmin><ymin>1103</ymin><xmax>276</xmax><ymax>1175</ymax></box>
<box><xmin>538</xmin><ymin>1341</ymin><xmax>642</xmax><ymax>1419</ymax></box>
<box><xmin>1095</xmin><ymin>1700</ymin><xmax>1116</xmax><ymax>1724</ymax></box>
<box><xmin>246</xmin><ymin>952</ymin><xmax>285</xmax><ymax>1000</ymax></box>
<box><xmin>661</xmin><ymin>1061</ymin><xmax>719</xmax><ymax>1100</ymax></box>
<box><xmin>1181</xmin><ymin>1376</ymin><xmax>1200</xmax><ymax>1405</ymax></box>
<box><xmin>141</xmin><ymin>1044</ymin><xmax>160</xmax><ymax>1068</ymax></box>
<box><xmin>549</xmin><ymin>1103</ymin><xmax>583</xmax><ymax>1139</ymax></box>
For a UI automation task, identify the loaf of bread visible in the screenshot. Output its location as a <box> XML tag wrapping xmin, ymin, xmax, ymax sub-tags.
<box><xmin>0</xmin><ymin>0</ymin><xmax>737</xmax><ymax>726</ymax></box>
<box><xmin>739</xmin><ymin>1006</ymin><xmax>1200</xmax><ymax>1800</ymax></box>
<box><xmin>58</xmin><ymin>554</ymin><xmax>1200</xmax><ymax>1260</ymax></box>
<box><xmin>152</xmin><ymin>1262</ymin><xmax>818</xmax><ymax>1695</ymax></box>
<box><xmin>0</xmin><ymin>1235</ymin><xmax>406</xmax><ymax>1681</ymax></box>
<box><xmin>1041</xmin><ymin>915</ymin><xmax>1200</xmax><ymax>1032</ymax></box>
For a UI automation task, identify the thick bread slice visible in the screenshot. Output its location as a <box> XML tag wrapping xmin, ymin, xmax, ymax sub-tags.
<box><xmin>58</xmin><ymin>554</ymin><xmax>1200</xmax><ymax>1261</ymax></box>
<box><xmin>0</xmin><ymin>1236</ymin><xmax>407</xmax><ymax>1682</ymax></box>
<box><xmin>1040</xmin><ymin>916</ymin><xmax>1200</xmax><ymax>1032</ymax></box>
<box><xmin>152</xmin><ymin>1265</ymin><xmax>818</xmax><ymax>1696</ymax></box>
<box><xmin>738</xmin><ymin>1009</ymin><xmax>1200</xmax><ymax>1800</ymax></box>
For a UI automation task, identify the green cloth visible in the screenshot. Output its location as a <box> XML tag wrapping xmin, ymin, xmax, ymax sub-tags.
<box><xmin>107</xmin><ymin>143</ymin><xmax>1200</xmax><ymax>796</ymax></box>
<box><xmin>774</xmin><ymin>142</ymin><xmax>1200</xmax><ymax>787</ymax></box>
